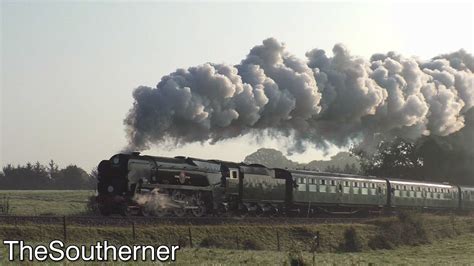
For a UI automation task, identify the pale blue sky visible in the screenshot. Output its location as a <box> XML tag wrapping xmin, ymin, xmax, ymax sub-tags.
<box><xmin>1</xmin><ymin>1</ymin><xmax>472</xmax><ymax>171</ymax></box>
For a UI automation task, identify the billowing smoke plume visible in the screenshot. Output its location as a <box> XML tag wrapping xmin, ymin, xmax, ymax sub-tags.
<box><xmin>124</xmin><ymin>38</ymin><xmax>473</xmax><ymax>152</ymax></box>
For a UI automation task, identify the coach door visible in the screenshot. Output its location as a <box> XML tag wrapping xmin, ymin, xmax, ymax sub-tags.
<box><xmin>225</xmin><ymin>167</ymin><xmax>240</xmax><ymax>196</ymax></box>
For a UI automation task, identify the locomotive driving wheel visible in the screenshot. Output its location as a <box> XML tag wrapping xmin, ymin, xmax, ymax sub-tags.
<box><xmin>141</xmin><ymin>204</ymin><xmax>168</xmax><ymax>217</ymax></box>
<box><xmin>191</xmin><ymin>192</ymin><xmax>207</xmax><ymax>217</ymax></box>
<box><xmin>140</xmin><ymin>206</ymin><xmax>152</xmax><ymax>217</ymax></box>
<box><xmin>154</xmin><ymin>207</ymin><xmax>169</xmax><ymax>217</ymax></box>
<box><xmin>171</xmin><ymin>190</ymin><xmax>187</xmax><ymax>217</ymax></box>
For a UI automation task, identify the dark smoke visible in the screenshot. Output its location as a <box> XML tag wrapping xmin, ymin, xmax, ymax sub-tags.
<box><xmin>124</xmin><ymin>38</ymin><xmax>473</xmax><ymax>153</ymax></box>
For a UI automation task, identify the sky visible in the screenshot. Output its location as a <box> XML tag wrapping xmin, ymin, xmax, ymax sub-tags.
<box><xmin>1</xmin><ymin>1</ymin><xmax>473</xmax><ymax>171</ymax></box>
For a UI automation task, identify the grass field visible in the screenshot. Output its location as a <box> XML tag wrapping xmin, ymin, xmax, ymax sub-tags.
<box><xmin>175</xmin><ymin>234</ymin><xmax>474</xmax><ymax>265</ymax></box>
<box><xmin>0</xmin><ymin>232</ymin><xmax>473</xmax><ymax>265</ymax></box>
<box><xmin>0</xmin><ymin>190</ymin><xmax>95</xmax><ymax>216</ymax></box>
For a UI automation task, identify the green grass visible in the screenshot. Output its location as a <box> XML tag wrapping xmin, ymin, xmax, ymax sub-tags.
<box><xmin>0</xmin><ymin>214</ymin><xmax>473</xmax><ymax>264</ymax></box>
<box><xmin>0</xmin><ymin>190</ymin><xmax>95</xmax><ymax>216</ymax></box>
<box><xmin>174</xmin><ymin>234</ymin><xmax>474</xmax><ymax>265</ymax></box>
<box><xmin>0</xmin><ymin>223</ymin><xmax>377</xmax><ymax>251</ymax></box>
<box><xmin>1</xmin><ymin>233</ymin><xmax>473</xmax><ymax>265</ymax></box>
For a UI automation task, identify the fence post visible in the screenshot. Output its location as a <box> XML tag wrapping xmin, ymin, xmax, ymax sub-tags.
<box><xmin>276</xmin><ymin>231</ymin><xmax>280</xmax><ymax>251</ymax></box>
<box><xmin>132</xmin><ymin>222</ymin><xmax>136</xmax><ymax>240</ymax></box>
<box><xmin>316</xmin><ymin>231</ymin><xmax>320</xmax><ymax>248</ymax></box>
<box><xmin>235</xmin><ymin>236</ymin><xmax>239</xmax><ymax>249</ymax></box>
<box><xmin>62</xmin><ymin>216</ymin><xmax>67</xmax><ymax>242</ymax></box>
<box><xmin>188</xmin><ymin>227</ymin><xmax>193</xmax><ymax>248</ymax></box>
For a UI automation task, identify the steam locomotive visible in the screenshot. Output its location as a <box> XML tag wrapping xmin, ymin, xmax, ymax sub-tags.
<box><xmin>96</xmin><ymin>152</ymin><xmax>474</xmax><ymax>216</ymax></box>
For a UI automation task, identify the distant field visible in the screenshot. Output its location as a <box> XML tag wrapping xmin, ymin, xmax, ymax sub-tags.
<box><xmin>0</xmin><ymin>190</ymin><xmax>95</xmax><ymax>216</ymax></box>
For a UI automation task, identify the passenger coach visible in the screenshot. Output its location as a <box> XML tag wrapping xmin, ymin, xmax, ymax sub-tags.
<box><xmin>387</xmin><ymin>179</ymin><xmax>459</xmax><ymax>210</ymax></box>
<box><xmin>289</xmin><ymin>170</ymin><xmax>388</xmax><ymax>214</ymax></box>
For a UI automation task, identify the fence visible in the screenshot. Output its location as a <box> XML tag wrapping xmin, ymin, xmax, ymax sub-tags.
<box><xmin>0</xmin><ymin>216</ymin><xmax>326</xmax><ymax>252</ymax></box>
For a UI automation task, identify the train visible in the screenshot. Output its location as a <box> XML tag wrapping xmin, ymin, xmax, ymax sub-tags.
<box><xmin>96</xmin><ymin>152</ymin><xmax>474</xmax><ymax>216</ymax></box>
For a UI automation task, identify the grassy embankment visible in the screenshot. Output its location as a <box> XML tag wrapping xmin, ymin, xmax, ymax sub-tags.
<box><xmin>0</xmin><ymin>214</ymin><xmax>473</xmax><ymax>264</ymax></box>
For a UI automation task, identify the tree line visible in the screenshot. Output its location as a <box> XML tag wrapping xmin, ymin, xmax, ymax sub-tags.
<box><xmin>353</xmin><ymin>108</ymin><xmax>474</xmax><ymax>186</ymax></box>
<box><xmin>324</xmin><ymin>163</ymin><xmax>360</xmax><ymax>175</ymax></box>
<box><xmin>353</xmin><ymin>136</ymin><xmax>474</xmax><ymax>186</ymax></box>
<box><xmin>0</xmin><ymin>160</ymin><xmax>96</xmax><ymax>190</ymax></box>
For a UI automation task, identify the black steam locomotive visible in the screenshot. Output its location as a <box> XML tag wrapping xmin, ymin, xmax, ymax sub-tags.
<box><xmin>96</xmin><ymin>152</ymin><xmax>474</xmax><ymax>216</ymax></box>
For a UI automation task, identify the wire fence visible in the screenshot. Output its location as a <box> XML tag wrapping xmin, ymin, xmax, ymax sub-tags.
<box><xmin>0</xmin><ymin>215</ymin><xmax>329</xmax><ymax>252</ymax></box>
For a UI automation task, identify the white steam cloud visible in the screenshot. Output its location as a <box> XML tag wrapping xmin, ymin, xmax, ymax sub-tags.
<box><xmin>124</xmin><ymin>38</ymin><xmax>473</xmax><ymax>152</ymax></box>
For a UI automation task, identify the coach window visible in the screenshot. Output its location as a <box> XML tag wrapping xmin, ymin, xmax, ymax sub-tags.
<box><xmin>416</xmin><ymin>187</ymin><xmax>422</xmax><ymax>198</ymax></box>
<box><xmin>319</xmin><ymin>179</ymin><xmax>327</xmax><ymax>193</ymax></box>
<box><xmin>330</xmin><ymin>180</ymin><xmax>335</xmax><ymax>186</ymax></box>
<box><xmin>308</xmin><ymin>178</ymin><xmax>316</xmax><ymax>192</ymax></box>
<box><xmin>297</xmin><ymin>177</ymin><xmax>307</xmax><ymax>192</ymax></box>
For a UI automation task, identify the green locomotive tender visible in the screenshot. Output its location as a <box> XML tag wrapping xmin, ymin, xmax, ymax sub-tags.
<box><xmin>96</xmin><ymin>152</ymin><xmax>474</xmax><ymax>216</ymax></box>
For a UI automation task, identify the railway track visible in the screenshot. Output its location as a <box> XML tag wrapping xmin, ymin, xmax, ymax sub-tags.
<box><xmin>0</xmin><ymin>215</ymin><xmax>373</xmax><ymax>227</ymax></box>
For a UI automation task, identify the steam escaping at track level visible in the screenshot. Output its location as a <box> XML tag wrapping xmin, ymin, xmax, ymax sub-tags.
<box><xmin>133</xmin><ymin>189</ymin><xmax>179</xmax><ymax>216</ymax></box>
<box><xmin>124</xmin><ymin>38</ymin><xmax>473</xmax><ymax>153</ymax></box>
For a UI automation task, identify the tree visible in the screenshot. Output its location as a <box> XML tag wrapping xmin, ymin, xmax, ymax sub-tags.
<box><xmin>325</xmin><ymin>165</ymin><xmax>341</xmax><ymax>173</ymax></box>
<box><xmin>352</xmin><ymin>138</ymin><xmax>424</xmax><ymax>179</ymax></box>
<box><xmin>53</xmin><ymin>165</ymin><xmax>94</xmax><ymax>189</ymax></box>
<box><xmin>1</xmin><ymin>161</ymin><xmax>98</xmax><ymax>190</ymax></box>
<box><xmin>343</xmin><ymin>163</ymin><xmax>359</xmax><ymax>174</ymax></box>
<box><xmin>1</xmin><ymin>162</ymin><xmax>51</xmax><ymax>189</ymax></box>
<box><xmin>48</xmin><ymin>160</ymin><xmax>59</xmax><ymax>178</ymax></box>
